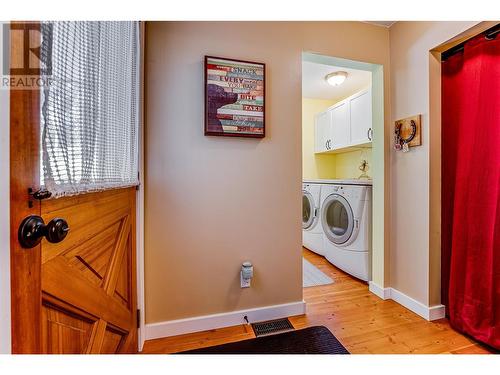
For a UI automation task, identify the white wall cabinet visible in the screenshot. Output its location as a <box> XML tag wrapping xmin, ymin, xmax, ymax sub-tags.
<box><xmin>349</xmin><ymin>90</ymin><xmax>372</xmax><ymax>145</ymax></box>
<box><xmin>314</xmin><ymin>88</ymin><xmax>372</xmax><ymax>154</ymax></box>
<box><xmin>314</xmin><ymin>110</ymin><xmax>332</xmax><ymax>152</ymax></box>
<box><xmin>330</xmin><ymin>101</ymin><xmax>350</xmax><ymax>149</ymax></box>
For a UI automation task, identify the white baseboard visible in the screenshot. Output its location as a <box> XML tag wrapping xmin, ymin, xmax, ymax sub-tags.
<box><xmin>145</xmin><ymin>284</ymin><xmax>445</xmax><ymax>342</ymax></box>
<box><xmin>368</xmin><ymin>284</ymin><xmax>445</xmax><ymax>321</ymax></box>
<box><xmin>390</xmin><ymin>288</ymin><xmax>445</xmax><ymax>321</ymax></box>
<box><xmin>368</xmin><ymin>281</ymin><xmax>391</xmax><ymax>300</ymax></box>
<box><xmin>428</xmin><ymin>304</ymin><xmax>446</xmax><ymax>321</ymax></box>
<box><xmin>145</xmin><ymin>301</ymin><xmax>306</xmax><ymax>341</ymax></box>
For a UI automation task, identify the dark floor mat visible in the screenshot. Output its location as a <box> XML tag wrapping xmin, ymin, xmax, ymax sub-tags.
<box><xmin>180</xmin><ymin>326</ymin><xmax>349</xmax><ymax>354</ymax></box>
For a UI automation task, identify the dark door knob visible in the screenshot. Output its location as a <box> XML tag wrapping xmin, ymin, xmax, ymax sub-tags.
<box><xmin>18</xmin><ymin>215</ymin><xmax>70</xmax><ymax>249</ymax></box>
<box><xmin>46</xmin><ymin>218</ymin><xmax>70</xmax><ymax>244</ymax></box>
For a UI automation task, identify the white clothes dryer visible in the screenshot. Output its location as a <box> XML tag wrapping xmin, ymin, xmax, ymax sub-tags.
<box><xmin>320</xmin><ymin>183</ymin><xmax>372</xmax><ymax>281</ymax></box>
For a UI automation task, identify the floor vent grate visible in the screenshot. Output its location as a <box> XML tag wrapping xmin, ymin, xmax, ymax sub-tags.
<box><xmin>251</xmin><ymin>318</ymin><xmax>295</xmax><ymax>337</ymax></box>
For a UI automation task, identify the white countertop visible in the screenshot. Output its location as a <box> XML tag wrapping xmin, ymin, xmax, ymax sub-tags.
<box><xmin>303</xmin><ymin>178</ymin><xmax>372</xmax><ymax>186</ymax></box>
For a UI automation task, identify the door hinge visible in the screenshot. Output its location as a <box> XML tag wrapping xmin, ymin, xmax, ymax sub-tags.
<box><xmin>137</xmin><ymin>309</ymin><xmax>141</xmax><ymax>328</ymax></box>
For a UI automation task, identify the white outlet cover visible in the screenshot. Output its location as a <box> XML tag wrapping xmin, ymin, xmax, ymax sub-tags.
<box><xmin>240</xmin><ymin>273</ymin><xmax>251</xmax><ymax>288</ymax></box>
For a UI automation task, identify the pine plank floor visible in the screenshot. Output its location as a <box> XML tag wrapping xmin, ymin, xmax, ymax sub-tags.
<box><xmin>141</xmin><ymin>248</ymin><xmax>495</xmax><ymax>354</ymax></box>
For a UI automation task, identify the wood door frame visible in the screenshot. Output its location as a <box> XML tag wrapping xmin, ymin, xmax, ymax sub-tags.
<box><xmin>8</xmin><ymin>21</ymin><xmax>146</xmax><ymax>353</ymax></box>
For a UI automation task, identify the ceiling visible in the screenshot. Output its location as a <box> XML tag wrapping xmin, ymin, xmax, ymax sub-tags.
<box><xmin>302</xmin><ymin>61</ymin><xmax>372</xmax><ymax>102</ymax></box>
<box><xmin>364</xmin><ymin>21</ymin><xmax>396</xmax><ymax>28</ymax></box>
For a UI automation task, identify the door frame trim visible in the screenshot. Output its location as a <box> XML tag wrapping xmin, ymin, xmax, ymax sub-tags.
<box><xmin>136</xmin><ymin>20</ymin><xmax>146</xmax><ymax>352</ymax></box>
<box><xmin>0</xmin><ymin>21</ymin><xmax>11</xmax><ymax>355</ymax></box>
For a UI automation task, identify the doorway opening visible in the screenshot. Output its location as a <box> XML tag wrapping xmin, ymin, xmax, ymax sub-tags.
<box><xmin>300</xmin><ymin>52</ymin><xmax>385</xmax><ymax>299</ymax></box>
<box><xmin>437</xmin><ymin>22</ymin><xmax>500</xmax><ymax>349</ymax></box>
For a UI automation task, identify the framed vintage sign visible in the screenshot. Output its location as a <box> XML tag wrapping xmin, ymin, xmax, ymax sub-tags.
<box><xmin>205</xmin><ymin>56</ymin><xmax>265</xmax><ymax>138</ymax></box>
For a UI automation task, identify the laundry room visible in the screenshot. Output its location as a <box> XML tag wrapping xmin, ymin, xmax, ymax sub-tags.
<box><xmin>301</xmin><ymin>52</ymin><xmax>380</xmax><ymax>294</ymax></box>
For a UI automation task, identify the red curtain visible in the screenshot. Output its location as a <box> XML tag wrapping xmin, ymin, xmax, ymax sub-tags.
<box><xmin>442</xmin><ymin>33</ymin><xmax>500</xmax><ymax>349</ymax></box>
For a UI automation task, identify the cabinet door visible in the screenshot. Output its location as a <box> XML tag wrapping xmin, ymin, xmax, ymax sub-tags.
<box><xmin>314</xmin><ymin>111</ymin><xmax>329</xmax><ymax>153</ymax></box>
<box><xmin>349</xmin><ymin>89</ymin><xmax>372</xmax><ymax>145</ymax></box>
<box><xmin>330</xmin><ymin>102</ymin><xmax>349</xmax><ymax>149</ymax></box>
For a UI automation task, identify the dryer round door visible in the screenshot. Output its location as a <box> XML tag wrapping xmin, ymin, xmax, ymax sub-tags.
<box><xmin>321</xmin><ymin>194</ymin><xmax>354</xmax><ymax>244</ymax></box>
<box><xmin>302</xmin><ymin>191</ymin><xmax>316</xmax><ymax>229</ymax></box>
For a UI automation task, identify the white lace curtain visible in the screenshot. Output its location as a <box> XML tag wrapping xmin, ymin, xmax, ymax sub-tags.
<box><xmin>40</xmin><ymin>21</ymin><xmax>140</xmax><ymax>198</ymax></box>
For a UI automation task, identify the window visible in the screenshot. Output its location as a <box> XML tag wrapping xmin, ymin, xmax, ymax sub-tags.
<box><xmin>40</xmin><ymin>21</ymin><xmax>140</xmax><ymax>198</ymax></box>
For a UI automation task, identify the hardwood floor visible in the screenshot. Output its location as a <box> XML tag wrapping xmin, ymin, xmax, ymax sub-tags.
<box><xmin>141</xmin><ymin>248</ymin><xmax>494</xmax><ymax>354</ymax></box>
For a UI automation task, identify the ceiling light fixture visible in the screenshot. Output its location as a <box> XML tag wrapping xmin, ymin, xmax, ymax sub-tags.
<box><xmin>325</xmin><ymin>71</ymin><xmax>348</xmax><ymax>86</ymax></box>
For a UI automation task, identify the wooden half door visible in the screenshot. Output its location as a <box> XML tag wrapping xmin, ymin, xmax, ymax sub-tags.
<box><xmin>40</xmin><ymin>188</ymin><xmax>137</xmax><ymax>354</ymax></box>
<box><xmin>9</xmin><ymin>22</ymin><xmax>138</xmax><ymax>354</ymax></box>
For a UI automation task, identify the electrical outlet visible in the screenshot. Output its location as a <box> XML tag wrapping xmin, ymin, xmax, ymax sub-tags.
<box><xmin>240</xmin><ymin>272</ymin><xmax>251</xmax><ymax>288</ymax></box>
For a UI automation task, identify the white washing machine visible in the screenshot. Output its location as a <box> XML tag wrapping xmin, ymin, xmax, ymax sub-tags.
<box><xmin>302</xmin><ymin>182</ymin><xmax>324</xmax><ymax>255</ymax></box>
<box><xmin>320</xmin><ymin>182</ymin><xmax>372</xmax><ymax>281</ymax></box>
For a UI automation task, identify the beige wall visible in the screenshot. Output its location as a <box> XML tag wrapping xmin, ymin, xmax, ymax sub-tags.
<box><xmin>302</xmin><ymin>98</ymin><xmax>337</xmax><ymax>180</ymax></box>
<box><xmin>389</xmin><ymin>21</ymin><xmax>479</xmax><ymax>306</ymax></box>
<box><xmin>145</xmin><ymin>21</ymin><xmax>390</xmax><ymax>323</ymax></box>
